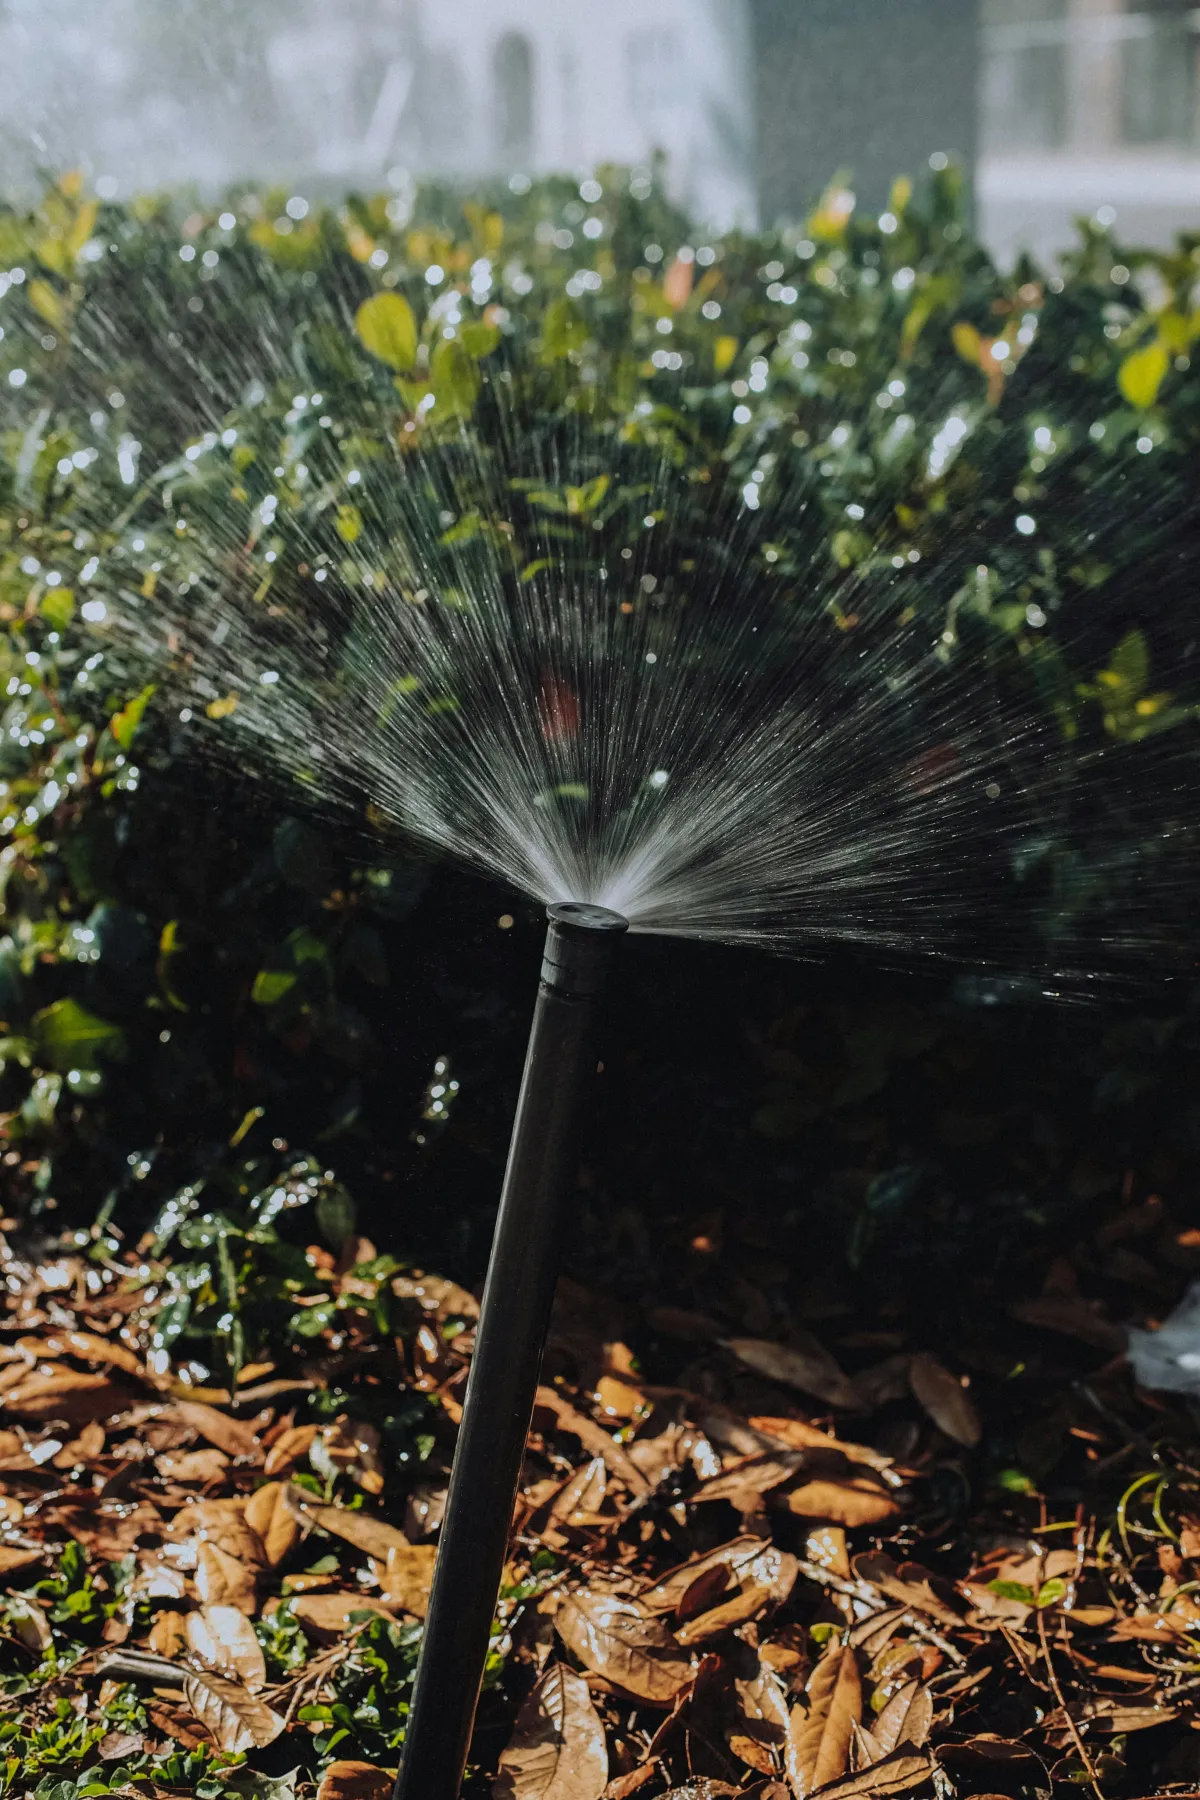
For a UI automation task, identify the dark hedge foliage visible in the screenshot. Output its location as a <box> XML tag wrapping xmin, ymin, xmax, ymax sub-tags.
<box><xmin>1</xmin><ymin>166</ymin><xmax>1198</xmax><ymax>1383</ymax></box>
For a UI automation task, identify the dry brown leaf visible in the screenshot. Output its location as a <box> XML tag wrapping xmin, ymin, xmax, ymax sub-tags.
<box><xmin>43</xmin><ymin>1329</ymin><xmax>146</xmax><ymax>1379</ymax></box>
<box><xmin>593</xmin><ymin>1375</ymin><xmax>646</xmax><ymax>1421</ymax></box>
<box><xmin>851</xmin><ymin>1553</ymin><xmax>960</xmax><ymax>1628</ymax></box>
<box><xmin>378</xmin><ymin>1541</ymin><xmax>438</xmax><ymax>1618</ymax></box>
<box><xmin>808</xmin><ymin>1749</ymin><xmax>931</xmax><ymax>1799</ymax></box>
<box><xmin>805</xmin><ymin>1527</ymin><xmax>850</xmax><ymax>1580</ymax></box>
<box><xmin>147</xmin><ymin>1610</ymin><xmax>189</xmax><ymax>1658</ymax></box>
<box><xmin>312</xmin><ymin>1415</ymin><xmax>385</xmax><ymax>1495</ymax></box>
<box><xmin>641</xmin><ymin>1538</ymin><xmax>775</xmax><ymax>1617</ymax></box>
<box><xmin>1009</xmin><ymin>1293</ymin><xmax>1125</xmax><ymax>1352</ymax></box>
<box><xmin>0</xmin><ymin>1544</ymin><xmax>42</xmax><ymax>1577</ymax></box>
<box><xmin>907</xmin><ymin>1354</ymin><xmax>981</xmax><ymax>1448</ymax></box>
<box><xmin>287</xmin><ymin>1593</ymin><xmax>398</xmax><ymax>1642</ymax></box>
<box><xmin>724</xmin><ymin>1337</ymin><xmax>863</xmax><ymax>1411</ymax></box>
<box><xmin>177</xmin><ymin>1498</ymin><xmax>267</xmax><ymax>1567</ymax></box>
<box><xmin>1076</xmin><ymin>1698</ymin><xmax>1179</xmax><ymax>1734</ymax></box>
<box><xmin>172</xmin><ymin>1401</ymin><xmax>261</xmax><ymax>1461</ymax></box>
<box><xmin>155</xmin><ymin>1449</ymin><xmax>230</xmax><ymax>1483</ymax></box>
<box><xmin>676</xmin><ymin>1547</ymin><xmax>799</xmax><ymax>1646</ymax></box>
<box><xmin>284</xmin><ymin>1485</ymin><xmax>409</xmax><ymax>1561</ymax></box>
<box><xmin>730</xmin><ymin>1651</ymin><xmax>791</xmax><ymax>1774</ymax></box>
<box><xmin>555</xmin><ymin>1589</ymin><xmax>693</xmax><ymax>1704</ymax></box>
<box><xmin>692</xmin><ymin>1451</ymin><xmax>808</xmax><ymax>1505</ymax></box>
<box><xmin>317</xmin><ymin>1762</ymin><xmax>394</xmax><ymax>1800</ymax></box>
<box><xmin>185</xmin><ymin>1604</ymin><xmax>267</xmax><ymax>1690</ymax></box>
<box><xmin>244</xmin><ymin>1480</ymin><xmax>300</xmax><ymax>1566</ymax></box>
<box><xmin>784</xmin><ymin>1474</ymin><xmax>901</xmax><ymax>1528</ymax></box>
<box><xmin>676</xmin><ymin>1581</ymin><xmax>778</xmax><ymax>1647</ymax></box>
<box><xmin>181</xmin><ymin>1668</ymin><xmax>284</xmax><ymax>1752</ymax></box>
<box><xmin>859</xmin><ymin>1681</ymin><xmax>932</xmax><ymax>1759</ymax></box>
<box><xmin>195</xmin><ymin>1541</ymin><xmax>257</xmax><ymax>1615</ymax></box>
<box><xmin>535</xmin><ymin>1387</ymin><xmax>652</xmax><ymax>1497</ymax></box>
<box><xmin>785</xmin><ymin>1646</ymin><xmax>861</xmax><ymax>1798</ymax></box>
<box><xmin>263</xmin><ymin>1422</ymin><xmax>319</xmax><ymax>1478</ymax></box>
<box><xmin>2</xmin><ymin>1369</ymin><xmax>135</xmax><ymax>1425</ymax></box>
<box><xmin>495</xmin><ymin>1660</ymin><xmax>609</xmax><ymax>1800</ymax></box>
<box><xmin>748</xmin><ymin>1418</ymin><xmax>893</xmax><ymax>1475</ymax></box>
<box><xmin>54</xmin><ymin>1419</ymin><xmax>107</xmax><ymax>1465</ymax></box>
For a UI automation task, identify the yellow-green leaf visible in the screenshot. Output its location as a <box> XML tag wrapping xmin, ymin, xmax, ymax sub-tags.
<box><xmin>28</xmin><ymin>279</ymin><xmax>65</xmax><ymax>331</ymax></box>
<box><xmin>714</xmin><ymin>334</ymin><xmax>738</xmax><ymax>375</ymax></box>
<box><xmin>110</xmin><ymin>684</ymin><xmax>155</xmax><ymax>751</ymax></box>
<box><xmin>459</xmin><ymin>319</ymin><xmax>500</xmax><ymax>359</ymax></box>
<box><xmin>540</xmin><ymin>297</ymin><xmax>589</xmax><ymax>362</ymax></box>
<box><xmin>355</xmin><ymin>292</ymin><xmax>418</xmax><ymax>372</ymax></box>
<box><xmin>1118</xmin><ymin>339</ymin><xmax>1169</xmax><ymax>410</ymax></box>
<box><xmin>34</xmin><ymin>998</ymin><xmax>125</xmax><ymax>1071</ymax></box>
<box><xmin>251</xmin><ymin>970</ymin><xmax>297</xmax><ymax>1006</ymax></box>
<box><xmin>336</xmin><ymin>503</ymin><xmax>363</xmax><ymax>543</ymax></box>
<box><xmin>430</xmin><ymin>337</ymin><xmax>480</xmax><ymax>415</ymax></box>
<box><xmin>951</xmin><ymin>321</ymin><xmax>983</xmax><ymax>367</ymax></box>
<box><xmin>40</xmin><ymin>587</ymin><xmax>75</xmax><ymax>632</ymax></box>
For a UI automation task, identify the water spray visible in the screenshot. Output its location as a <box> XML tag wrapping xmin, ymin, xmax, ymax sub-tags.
<box><xmin>394</xmin><ymin>900</ymin><xmax>628</xmax><ymax>1800</ymax></box>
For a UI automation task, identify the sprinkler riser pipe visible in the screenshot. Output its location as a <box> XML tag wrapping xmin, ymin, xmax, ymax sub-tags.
<box><xmin>394</xmin><ymin>902</ymin><xmax>627</xmax><ymax>1800</ymax></box>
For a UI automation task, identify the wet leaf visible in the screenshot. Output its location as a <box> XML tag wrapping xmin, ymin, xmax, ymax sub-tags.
<box><xmin>287</xmin><ymin>1593</ymin><xmax>397</xmax><ymax>1641</ymax></box>
<box><xmin>724</xmin><ymin>1337</ymin><xmax>863</xmax><ymax>1410</ymax></box>
<box><xmin>555</xmin><ymin>1588</ymin><xmax>693</xmax><ymax>1704</ymax></box>
<box><xmin>784</xmin><ymin>1472</ymin><xmax>901</xmax><ymax>1528</ymax></box>
<box><xmin>642</xmin><ymin>1538</ymin><xmax>783</xmax><ymax>1617</ymax></box>
<box><xmin>851</xmin><ymin>1553</ymin><xmax>961</xmax><ymax>1628</ymax></box>
<box><xmin>263</xmin><ymin>1422</ymin><xmax>319</xmax><ymax>1477</ymax></box>
<box><xmin>860</xmin><ymin>1681</ymin><xmax>931</xmax><ymax>1757</ymax></box>
<box><xmin>172</xmin><ymin>1400</ymin><xmax>261</xmax><ymax>1460</ymax></box>
<box><xmin>907</xmin><ymin>1352</ymin><xmax>981</xmax><ymax>1447</ymax></box>
<box><xmin>377</xmin><ymin>1540</ymin><xmax>438</xmax><ymax>1618</ymax></box>
<box><xmin>355</xmin><ymin>292</ymin><xmax>418</xmax><ymax>371</ymax></box>
<box><xmin>245</xmin><ymin>1479</ymin><xmax>301</xmax><ymax>1565</ymax></box>
<box><xmin>317</xmin><ymin>1764</ymin><xmax>394</xmax><ymax>1800</ymax></box>
<box><xmin>181</xmin><ymin>1667</ymin><xmax>285</xmax><ymax>1752</ymax></box>
<box><xmin>809</xmin><ymin>1749</ymin><xmax>931</xmax><ymax>1799</ymax></box>
<box><xmin>3</xmin><ymin>1368</ymin><xmax>134</xmax><ymax>1425</ymax></box>
<box><xmin>786</xmin><ymin>1646</ymin><xmax>862</xmax><ymax>1797</ymax></box>
<box><xmin>284</xmin><ymin>1484</ymin><xmax>409</xmax><ymax>1560</ymax></box>
<box><xmin>195</xmin><ymin>1540</ymin><xmax>258</xmax><ymax>1614</ymax></box>
<box><xmin>1118</xmin><ymin>338</ymin><xmax>1169</xmax><ymax>409</ymax></box>
<box><xmin>186</xmin><ymin>1604</ymin><xmax>268</xmax><ymax>1690</ymax></box>
<box><xmin>495</xmin><ymin>1661</ymin><xmax>609</xmax><ymax>1800</ymax></box>
<box><xmin>692</xmin><ymin>1450</ymin><xmax>807</xmax><ymax>1503</ymax></box>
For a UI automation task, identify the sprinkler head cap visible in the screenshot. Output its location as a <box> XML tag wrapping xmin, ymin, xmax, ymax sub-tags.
<box><xmin>546</xmin><ymin>901</ymin><xmax>630</xmax><ymax>935</ymax></box>
<box><xmin>541</xmin><ymin>903</ymin><xmax>628</xmax><ymax>996</ymax></box>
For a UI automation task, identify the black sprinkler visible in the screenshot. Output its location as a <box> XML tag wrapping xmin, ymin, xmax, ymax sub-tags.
<box><xmin>394</xmin><ymin>901</ymin><xmax>629</xmax><ymax>1800</ymax></box>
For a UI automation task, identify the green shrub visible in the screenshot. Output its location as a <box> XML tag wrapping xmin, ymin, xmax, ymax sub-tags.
<box><xmin>1</xmin><ymin>163</ymin><xmax>1197</xmax><ymax>1309</ymax></box>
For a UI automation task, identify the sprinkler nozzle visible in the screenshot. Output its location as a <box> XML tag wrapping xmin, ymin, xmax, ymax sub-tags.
<box><xmin>542</xmin><ymin>902</ymin><xmax>629</xmax><ymax>996</ymax></box>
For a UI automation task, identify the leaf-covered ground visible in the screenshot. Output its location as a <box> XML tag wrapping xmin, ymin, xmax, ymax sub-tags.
<box><xmin>5</xmin><ymin>1167</ymin><xmax>1200</xmax><ymax>1800</ymax></box>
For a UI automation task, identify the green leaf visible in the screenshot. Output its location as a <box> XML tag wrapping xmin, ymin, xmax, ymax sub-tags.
<box><xmin>355</xmin><ymin>292</ymin><xmax>418</xmax><ymax>371</ymax></box>
<box><xmin>251</xmin><ymin>969</ymin><xmax>298</xmax><ymax>1006</ymax></box>
<box><xmin>540</xmin><ymin>296</ymin><xmax>589</xmax><ymax>361</ymax></box>
<box><xmin>1118</xmin><ymin>338</ymin><xmax>1168</xmax><ymax>409</ymax></box>
<box><xmin>33</xmin><ymin>998</ymin><xmax>126</xmax><ymax>1071</ymax></box>
<box><xmin>1106</xmin><ymin>628</ymin><xmax>1150</xmax><ymax>698</ymax></box>
<box><xmin>40</xmin><ymin>587</ymin><xmax>75</xmax><ymax>632</ymax></box>
<box><xmin>110</xmin><ymin>684</ymin><xmax>155</xmax><ymax>751</ymax></box>
<box><xmin>430</xmin><ymin>337</ymin><xmax>480</xmax><ymax>416</ymax></box>
<box><xmin>987</xmin><ymin>1579</ymin><xmax>1035</xmax><ymax>1603</ymax></box>
<box><xmin>459</xmin><ymin>319</ymin><xmax>500</xmax><ymax>359</ymax></box>
<box><xmin>316</xmin><ymin>1182</ymin><xmax>356</xmax><ymax>1248</ymax></box>
<box><xmin>336</xmin><ymin>503</ymin><xmax>362</xmax><ymax>543</ymax></box>
<box><xmin>1036</xmin><ymin>1577</ymin><xmax>1067</xmax><ymax>1608</ymax></box>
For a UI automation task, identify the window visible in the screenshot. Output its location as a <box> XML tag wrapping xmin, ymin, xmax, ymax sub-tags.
<box><xmin>493</xmin><ymin>31</ymin><xmax>534</xmax><ymax>164</ymax></box>
<box><xmin>981</xmin><ymin>0</ymin><xmax>1068</xmax><ymax>152</ymax></box>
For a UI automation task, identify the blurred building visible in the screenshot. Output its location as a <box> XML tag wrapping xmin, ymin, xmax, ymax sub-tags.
<box><xmin>978</xmin><ymin>0</ymin><xmax>1200</xmax><ymax>260</ymax></box>
<box><xmin>0</xmin><ymin>0</ymin><xmax>1197</xmax><ymax>259</ymax></box>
